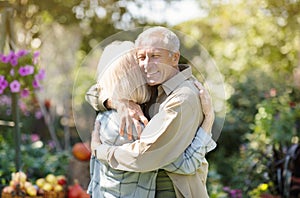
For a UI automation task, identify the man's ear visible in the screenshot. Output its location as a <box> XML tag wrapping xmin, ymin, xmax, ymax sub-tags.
<box><xmin>172</xmin><ymin>52</ymin><xmax>180</xmax><ymax>65</ymax></box>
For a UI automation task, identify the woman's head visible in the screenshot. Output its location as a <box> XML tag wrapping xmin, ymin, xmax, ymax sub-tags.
<box><xmin>97</xmin><ymin>41</ymin><xmax>151</xmax><ymax>104</ymax></box>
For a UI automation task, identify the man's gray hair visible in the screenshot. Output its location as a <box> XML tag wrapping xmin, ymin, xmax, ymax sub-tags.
<box><xmin>135</xmin><ymin>26</ymin><xmax>180</xmax><ymax>53</ymax></box>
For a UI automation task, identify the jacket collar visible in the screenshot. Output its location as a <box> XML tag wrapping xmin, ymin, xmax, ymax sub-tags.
<box><xmin>160</xmin><ymin>64</ymin><xmax>192</xmax><ymax>96</ymax></box>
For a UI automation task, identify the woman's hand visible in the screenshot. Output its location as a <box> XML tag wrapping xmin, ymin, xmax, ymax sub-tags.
<box><xmin>91</xmin><ymin>119</ymin><xmax>102</xmax><ymax>155</ymax></box>
<box><xmin>194</xmin><ymin>81</ymin><xmax>215</xmax><ymax>133</ymax></box>
<box><xmin>113</xmin><ymin>99</ymin><xmax>148</xmax><ymax>140</ymax></box>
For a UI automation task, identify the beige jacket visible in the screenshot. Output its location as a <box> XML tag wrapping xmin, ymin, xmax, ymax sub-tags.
<box><xmin>94</xmin><ymin>65</ymin><xmax>210</xmax><ymax>197</ymax></box>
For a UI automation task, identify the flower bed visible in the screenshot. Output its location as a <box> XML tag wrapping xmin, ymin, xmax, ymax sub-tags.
<box><xmin>1</xmin><ymin>191</ymin><xmax>65</xmax><ymax>198</ymax></box>
<box><xmin>1</xmin><ymin>172</ymin><xmax>67</xmax><ymax>198</ymax></box>
<box><xmin>0</xmin><ymin>50</ymin><xmax>45</xmax><ymax>96</ymax></box>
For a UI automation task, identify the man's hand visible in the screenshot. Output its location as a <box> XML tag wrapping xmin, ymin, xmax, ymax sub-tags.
<box><xmin>114</xmin><ymin>99</ymin><xmax>148</xmax><ymax>140</ymax></box>
<box><xmin>91</xmin><ymin>119</ymin><xmax>102</xmax><ymax>155</ymax></box>
<box><xmin>194</xmin><ymin>81</ymin><xmax>215</xmax><ymax>133</ymax></box>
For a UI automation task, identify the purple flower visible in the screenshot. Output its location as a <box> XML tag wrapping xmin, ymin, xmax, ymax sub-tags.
<box><xmin>1</xmin><ymin>50</ymin><xmax>45</xmax><ymax>94</ymax></box>
<box><xmin>10</xmin><ymin>57</ymin><xmax>18</xmax><ymax>66</ymax></box>
<box><xmin>19</xmin><ymin>67</ymin><xmax>28</xmax><ymax>76</ymax></box>
<box><xmin>19</xmin><ymin>65</ymin><xmax>34</xmax><ymax>76</ymax></box>
<box><xmin>7</xmin><ymin>51</ymin><xmax>16</xmax><ymax>61</ymax></box>
<box><xmin>16</xmin><ymin>50</ymin><xmax>28</xmax><ymax>57</ymax></box>
<box><xmin>32</xmin><ymin>79</ymin><xmax>40</xmax><ymax>89</ymax></box>
<box><xmin>36</xmin><ymin>69</ymin><xmax>45</xmax><ymax>80</ymax></box>
<box><xmin>1</xmin><ymin>55</ymin><xmax>9</xmax><ymax>63</ymax></box>
<box><xmin>0</xmin><ymin>78</ymin><xmax>8</xmax><ymax>89</ymax></box>
<box><xmin>10</xmin><ymin>80</ymin><xmax>21</xmax><ymax>93</ymax></box>
<box><xmin>26</xmin><ymin>65</ymin><xmax>34</xmax><ymax>75</ymax></box>
<box><xmin>20</xmin><ymin>89</ymin><xmax>30</xmax><ymax>98</ymax></box>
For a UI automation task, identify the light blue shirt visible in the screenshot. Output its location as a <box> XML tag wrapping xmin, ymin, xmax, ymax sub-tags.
<box><xmin>87</xmin><ymin>110</ymin><xmax>216</xmax><ymax>197</ymax></box>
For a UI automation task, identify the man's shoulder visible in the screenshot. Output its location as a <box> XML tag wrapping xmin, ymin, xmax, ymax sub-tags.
<box><xmin>174</xmin><ymin>79</ymin><xmax>199</xmax><ymax>97</ymax></box>
<box><xmin>163</xmin><ymin>79</ymin><xmax>200</xmax><ymax>108</ymax></box>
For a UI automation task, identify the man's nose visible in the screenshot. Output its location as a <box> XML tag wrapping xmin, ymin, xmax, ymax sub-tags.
<box><xmin>143</xmin><ymin>55</ymin><xmax>150</xmax><ymax>72</ymax></box>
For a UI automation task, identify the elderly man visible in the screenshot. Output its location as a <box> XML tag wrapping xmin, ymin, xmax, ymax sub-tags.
<box><xmin>87</xmin><ymin>26</ymin><xmax>215</xmax><ymax>197</ymax></box>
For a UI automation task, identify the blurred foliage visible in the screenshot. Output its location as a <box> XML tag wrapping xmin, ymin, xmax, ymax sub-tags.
<box><xmin>240</xmin><ymin>91</ymin><xmax>300</xmax><ymax>195</ymax></box>
<box><xmin>175</xmin><ymin>0</ymin><xmax>300</xmax><ymax>195</ymax></box>
<box><xmin>2</xmin><ymin>0</ymin><xmax>169</xmax><ymax>52</ymax></box>
<box><xmin>0</xmin><ymin>133</ymin><xmax>70</xmax><ymax>185</ymax></box>
<box><xmin>249</xmin><ymin>91</ymin><xmax>300</xmax><ymax>146</ymax></box>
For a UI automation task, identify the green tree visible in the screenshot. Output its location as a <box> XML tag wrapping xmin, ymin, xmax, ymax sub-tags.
<box><xmin>175</xmin><ymin>0</ymin><xmax>300</xmax><ymax>193</ymax></box>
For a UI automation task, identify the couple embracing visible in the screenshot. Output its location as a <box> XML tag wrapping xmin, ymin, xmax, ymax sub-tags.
<box><xmin>86</xmin><ymin>26</ymin><xmax>216</xmax><ymax>198</ymax></box>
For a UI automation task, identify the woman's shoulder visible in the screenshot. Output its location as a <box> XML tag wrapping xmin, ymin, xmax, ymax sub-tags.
<box><xmin>96</xmin><ymin>110</ymin><xmax>118</xmax><ymax>122</ymax></box>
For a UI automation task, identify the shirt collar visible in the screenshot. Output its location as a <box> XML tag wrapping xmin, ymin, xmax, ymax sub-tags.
<box><xmin>160</xmin><ymin>64</ymin><xmax>192</xmax><ymax>96</ymax></box>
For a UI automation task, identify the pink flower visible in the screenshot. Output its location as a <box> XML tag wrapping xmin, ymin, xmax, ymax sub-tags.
<box><xmin>31</xmin><ymin>134</ymin><xmax>40</xmax><ymax>142</ymax></box>
<box><xmin>26</xmin><ymin>65</ymin><xmax>34</xmax><ymax>75</ymax></box>
<box><xmin>20</xmin><ymin>89</ymin><xmax>30</xmax><ymax>98</ymax></box>
<box><xmin>1</xmin><ymin>55</ymin><xmax>9</xmax><ymax>63</ymax></box>
<box><xmin>19</xmin><ymin>67</ymin><xmax>28</xmax><ymax>76</ymax></box>
<box><xmin>0</xmin><ymin>50</ymin><xmax>44</xmax><ymax>95</ymax></box>
<box><xmin>18</xmin><ymin>65</ymin><xmax>34</xmax><ymax>76</ymax></box>
<box><xmin>10</xmin><ymin>80</ymin><xmax>21</xmax><ymax>93</ymax></box>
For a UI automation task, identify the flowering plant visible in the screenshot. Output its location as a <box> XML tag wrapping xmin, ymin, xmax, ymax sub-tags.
<box><xmin>0</xmin><ymin>50</ymin><xmax>45</xmax><ymax>97</ymax></box>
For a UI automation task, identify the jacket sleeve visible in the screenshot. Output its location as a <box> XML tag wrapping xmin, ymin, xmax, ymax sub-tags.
<box><xmin>162</xmin><ymin>127</ymin><xmax>216</xmax><ymax>175</ymax></box>
<box><xmin>85</xmin><ymin>84</ymin><xmax>108</xmax><ymax>112</ymax></box>
<box><xmin>95</xmin><ymin>87</ymin><xmax>204</xmax><ymax>172</ymax></box>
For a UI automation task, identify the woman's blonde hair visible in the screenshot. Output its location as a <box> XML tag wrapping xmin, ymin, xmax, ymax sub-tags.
<box><xmin>97</xmin><ymin>41</ymin><xmax>150</xmax><ymax>104</ymax></box>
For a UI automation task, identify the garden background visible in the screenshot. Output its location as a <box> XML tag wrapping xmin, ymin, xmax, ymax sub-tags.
<box><xmin>0</xmin><ymin>0</ymin><xmax>300</xmax><ymax>197</ymax></box>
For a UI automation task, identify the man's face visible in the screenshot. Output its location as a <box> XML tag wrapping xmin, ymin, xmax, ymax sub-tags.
<box><xmin>136</xmin><ymin>47</ymin><xmax>179</xmax><ymax>86</ymax></box>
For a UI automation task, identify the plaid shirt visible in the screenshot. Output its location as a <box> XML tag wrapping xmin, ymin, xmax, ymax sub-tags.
<box><xmin>87</xmin><ymin>110</ymin><xmax>216</xmax><ymax>198</ymax></box>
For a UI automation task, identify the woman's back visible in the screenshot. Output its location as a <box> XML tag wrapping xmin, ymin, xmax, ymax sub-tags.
<box><xmin>88</xmin><ymin>110</ymin><xmax>157</xmax><ymax>198</ymax></box>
